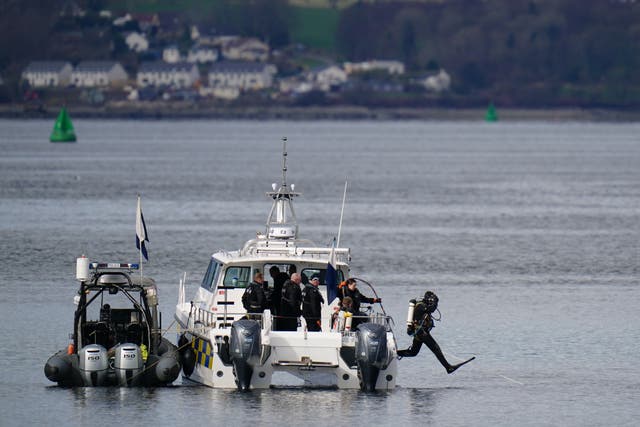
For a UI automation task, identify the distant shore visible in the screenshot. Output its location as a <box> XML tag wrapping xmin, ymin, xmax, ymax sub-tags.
<box><xmin>1</xmin><ymin>102</ymin><xmax>639</xmax><ymax>121</ymax></box>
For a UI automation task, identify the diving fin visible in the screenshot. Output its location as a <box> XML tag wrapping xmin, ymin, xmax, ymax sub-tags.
<box><xmin>447</xmin><ymin>356</ymin><xmax>475</xmax><ymax>374</ymax></box>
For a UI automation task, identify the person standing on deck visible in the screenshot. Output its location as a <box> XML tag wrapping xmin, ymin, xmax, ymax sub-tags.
<box><xmin>279</xmin><ymin>272</ymin><xmax>302</xmax><ymax>331</ymax></box>
<box><xmin>302</xmin><ymin>275</ymin><xmax>324</xmax><ymax>331</ymax></box>
<box><xmin>242</xmin><ymin>272</ymin><xmax>267</xmax><ymax>320</ymax></box>
<box><xmin>269</xmin><ymin>266</ymin><xmax>290</xmax><ymax>328</ymax></box>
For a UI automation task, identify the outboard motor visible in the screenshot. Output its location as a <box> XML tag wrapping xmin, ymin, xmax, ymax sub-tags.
<box><xmin>78</xmin><ymin>344</ymin><xmax>109</xmax><ymax>386</ymax></box>
<box><xmin>229</xmin><ymin>319</ymin><xmax>262</xmax><ymax>391</ymax></box>
<box><xmin>113</xmin><ymin>344</ymin><xmax>144</xmax><ymax>386</ymax></box>
<box><xmin>355</xmin><ymin>323</ymin><xmax>389</xmax><ymax>392</ymax></box>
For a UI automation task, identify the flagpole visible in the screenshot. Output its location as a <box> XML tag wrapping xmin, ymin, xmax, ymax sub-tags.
<box><xmin>337</xmin><ymin>179</ymin><xmax>348</xmax><ymax>247</ymax></box>
<box><xmin>138</xmin><ymin>194</ymin><xmax>143</xmax><ymax>281</ymax></box>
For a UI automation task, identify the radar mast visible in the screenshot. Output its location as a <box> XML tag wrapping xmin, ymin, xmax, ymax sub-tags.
<box><xmin>265</xmin><ymin>137</ymin><xmax>300</xmax><ymax>239</ymax></box>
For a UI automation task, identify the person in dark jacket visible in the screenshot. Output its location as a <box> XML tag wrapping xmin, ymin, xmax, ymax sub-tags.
<box><xmin>302</xmin><ymin>275</ymin><xmax>325</xmax><ymax>331</ymax></box>
<box><xmin>338</xmin><ymin>278</ymin><xmax>381</xmax><ymax>313</ymax></box>
<box><xmin>269</xmin><ymin>266</ymin><xmax>290</xmax><ymax>328</ymax></box>
<box><xmin>338</xmin><ymin>278</ymin><xmax>381</xmax><ymax>329</ymax></box>
<box><xmin>397</xmin><ymin>291</ymin><xmax>475</xmax><ymax>374</ymax></box>
<box><xmin>242</xmin><ymin>272</ymin><xmax>267</xmax><ymax>319</ymax></box>
<box><xmin>279</xmin><ymin>272</ymin><xmax>302</xmax><ymax>331</ymax></box>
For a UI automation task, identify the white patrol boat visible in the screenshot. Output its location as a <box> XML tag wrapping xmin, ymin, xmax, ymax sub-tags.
<box><xmin>174</xmin><ymin>140</ymin><xmax>398</xmax><ymax>391</ymax></box>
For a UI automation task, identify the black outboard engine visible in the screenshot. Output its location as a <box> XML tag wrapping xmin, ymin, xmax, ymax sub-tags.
<box><xmin>78</xmin><ymin>344</ymin><xmax>109</xmax><ymax>386</ymax></box>
<box><xmin>355</xmin><ymin>323</ymin><xmax>389</xmax><ymax>392</ymax></box>
<box><xmin>113</xmin><ymin>344</ymin><xmax>144</xmax><ymax>386</ymax></box>
<box><xmin>229</xmin><ymin>319</ymin><xmax>262</xmax><ymax>391</ymax></box>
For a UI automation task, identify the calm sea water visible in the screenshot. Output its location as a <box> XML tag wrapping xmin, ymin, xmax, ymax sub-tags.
<box><xmin>1</xmin><ymin>119</ymin><xmax>639</xmax><ymax>426</ymax></box>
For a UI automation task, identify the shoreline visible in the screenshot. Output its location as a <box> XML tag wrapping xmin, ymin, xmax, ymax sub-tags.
<box><xmin>2</xmin><ymin>103</ymin><xmax>639</xmax><ymax>121</ymax></box>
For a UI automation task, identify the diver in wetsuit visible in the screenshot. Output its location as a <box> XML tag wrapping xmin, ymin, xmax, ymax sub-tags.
<box><xmin>397</xmin><ymin>291</ymin><xmax>475</xmax><ymax>374</ymax></box>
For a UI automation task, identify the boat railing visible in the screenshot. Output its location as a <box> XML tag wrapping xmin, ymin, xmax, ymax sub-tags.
<box><xmin>189</xmin><ymin>305</ymin><xmax>394</xmax><ymax>334</ymax></box>
<box><xmin>240</xmin><ymin>238</ymin><xmax>351</xmax><ymax>263</ymax></box>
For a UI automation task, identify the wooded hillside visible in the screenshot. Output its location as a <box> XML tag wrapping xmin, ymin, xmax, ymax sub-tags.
<box><xmin>1</xmin><ymin>0</ymin><xmax>639</xmax><ymax>107</ymax></box>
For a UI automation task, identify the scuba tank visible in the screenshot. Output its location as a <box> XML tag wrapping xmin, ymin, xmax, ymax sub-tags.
<box><xmin>344</xmin><ymin>313</ymin><xmax>352</xmax><ymax>331</ymax></box>
<box><xmin>406</xmin><ymin>300</ymin><xmax>416</xmax><ymax>326</ymax></box>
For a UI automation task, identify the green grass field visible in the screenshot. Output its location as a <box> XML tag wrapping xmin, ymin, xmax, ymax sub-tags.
<box><xmin>288</xmin><ymin>6</ymin><xmax>340</xmax><ymax>52</ymax></box>
<box><xmin>107</xmin><ymin>0</ymin><xmax>215</xmax><ymax>13</ymax></box>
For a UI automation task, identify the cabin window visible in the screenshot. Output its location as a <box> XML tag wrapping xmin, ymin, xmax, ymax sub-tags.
<box><xmin>223</xmin><ymin>266</ymin><xmax>251</xmax><ymax>288</ymax></box>
<box><xmin>301</xmin><ymin>268</ymin><xmax>344</xmax><ymax>285</ymax></box>
<box><xmin>200</xmin><ymin>259</ymin><xmax>221</xmax><ymax>291</ymax></box>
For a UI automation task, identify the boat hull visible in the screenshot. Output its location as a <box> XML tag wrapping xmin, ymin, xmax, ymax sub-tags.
<box><xmin>176</xmin><ymin>325</ymin><xmax>397</xmax><ymax>391</ymax></box>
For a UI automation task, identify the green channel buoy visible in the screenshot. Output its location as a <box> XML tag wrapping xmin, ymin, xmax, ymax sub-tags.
<box><xmin>50</xmin><ymin>107</ymin><xmax>77</xmax><ymax>142</ymax></box>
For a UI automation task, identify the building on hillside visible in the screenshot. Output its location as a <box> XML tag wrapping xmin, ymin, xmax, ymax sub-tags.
<box><xmin>222</xmin><ymin>37</ymin><xmax>270</xmax><ymax>62</ymax></box>
<box><xmin>343</xmin><ymin>60</ymin><xmax>405</xmax><ymax>75</ymax></box>
<box><xmin>308</xmin><ymin>64</ymin><xmax>348</xmax><ymax>91</ymax></box>
<box><xmin>137</xmin><ymin>62</ymin><xmax>200</xmax><ymax>89</ymax></box>
<box><xmin>21</xmin><ymin>61</ymin><xmax>73</xmax><ymax>87</ymax></box>
<box><xmin>71</xmin><ymin>61</ymin><xmax>128</xmax><ymax>88</ymax></box>
<box><xmin>162</xmin><ymin>45</ymin><xmax>182</xmax><ymax>63</ymax></box>
<box><xmin>417</xmin><ymin>69</ymin><xmax>451</xmax><ymax>92</ymax></box>
<box><xmin>113</xmin><ymin>13</ymin><xmax>133</xmax><ymax>27</ymax></box>
<box><xmin>187</xmin><ymin>44</ymin><xmax>219</xmax><ymax>63</ymax></box>
<box><xmin>279</xmin><ymin>76</ymin><xmax>313</xmax><ymax>96</ymax></box>
<box><xmin>125</xmin><ymin>32</ymin><xmax>149</xmax><ymax>52</ymax></box>
<box><xmin>207</xmin><ymin>61</ymin><xmax>276</xmax><ymax>92</ymax></box>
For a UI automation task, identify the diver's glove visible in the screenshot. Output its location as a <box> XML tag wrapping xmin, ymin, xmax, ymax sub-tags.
<box><xmin>406</xmin><ymin>325</ymin><xmax>415</xmax><ymax>336</ymax></box>
<box><xmin>410</xmin><ymin>299</ymin><xmax>416</xmax><ymax>304</ymax></box>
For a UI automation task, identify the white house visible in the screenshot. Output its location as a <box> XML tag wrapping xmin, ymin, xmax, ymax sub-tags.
<box><xmin>113</xmin><ymin>13</ymin><xmax>133</xmax><ymax>27</ymax></box>
<box><xmin>137</xmin><ymin>62</ymin><xmax>200</xmax><ymax>89</ymax></box>
<box><xmin>222</xmin><ymin>37</ymin><xmax>270</xmax><ymax>62</ymax></box>
<box><xmin>420</xmin><ymin>69</ymin><xmax>451</xmax><ymax>92</ymax></box>
<box><xmin>279</xmin><ymin>76</ymin><xmax>313</xmax><ymax>95</ymax></box>
<box><xmin>207</xmin><ymin>61</ymin><xmax>276</xmax><ymax>91</ymax></box>
<box><xmin>343</xmin><ymin>60</ymin><xmax>405</xmax><ymax>75</ymax></box>
<box><xmin>71</xmin><ymin>61</ymin><xmax>128</xmax><ymax>88</ymax></box>
<box><xmin>187</xmin><ymin>45</ymin><xmax>218</xmax><ymax>63</ymax></box>
<box><xmin>309</xmin><ymin>64</ymin><xmax>348</xmax><ymax>91</ymax></box>
<box><xmin>21</xmin><ymin>61</ymin><xmax>73</xmax><ymax>87</ymax></box>
<box><xmin>125</xmin><ymin>32</ymin><xmax>149</xmax><ymax>52</ymax></box>
<box><xmin>162</xmin><ymin>45</ymin><xmax>181</xmax><ymax>63</ymax></box>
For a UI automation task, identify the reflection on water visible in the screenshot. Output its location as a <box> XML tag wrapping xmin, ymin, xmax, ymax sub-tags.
<box><xmin>1</xmin><ymin>120</ymin><xmax>640</xmax><ymax>426</ymax></box>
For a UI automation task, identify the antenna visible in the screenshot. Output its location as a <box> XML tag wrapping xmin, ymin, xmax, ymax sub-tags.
<box><xmin>281</xmin><ymin>137</ymin><xmax>287</xmax><ymax>189</ymax></box>
<box><xmin>337</xmin><ymin>179</ymin><xmax>348</xmax><ymax>247</ymax></box>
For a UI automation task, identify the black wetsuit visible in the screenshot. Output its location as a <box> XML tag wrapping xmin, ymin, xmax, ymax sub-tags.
<box><xmin>279</xmin><ymin>279</ymin><xmax>302</xmax><ymax>331</ymax></box>
<box><xmin>242</xmin><ymin>281</ymin><xmax>266</xmax><ymax>319</ymax></box>
<box><xmin>302</xmin><ymin>283</ymin><xmax>325</xmax><ymax>331</ymax></box>
<box><xmin>398</xmin><ymin>300</ymin><xmax>468</xmax><ymax>373</ymax></box>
